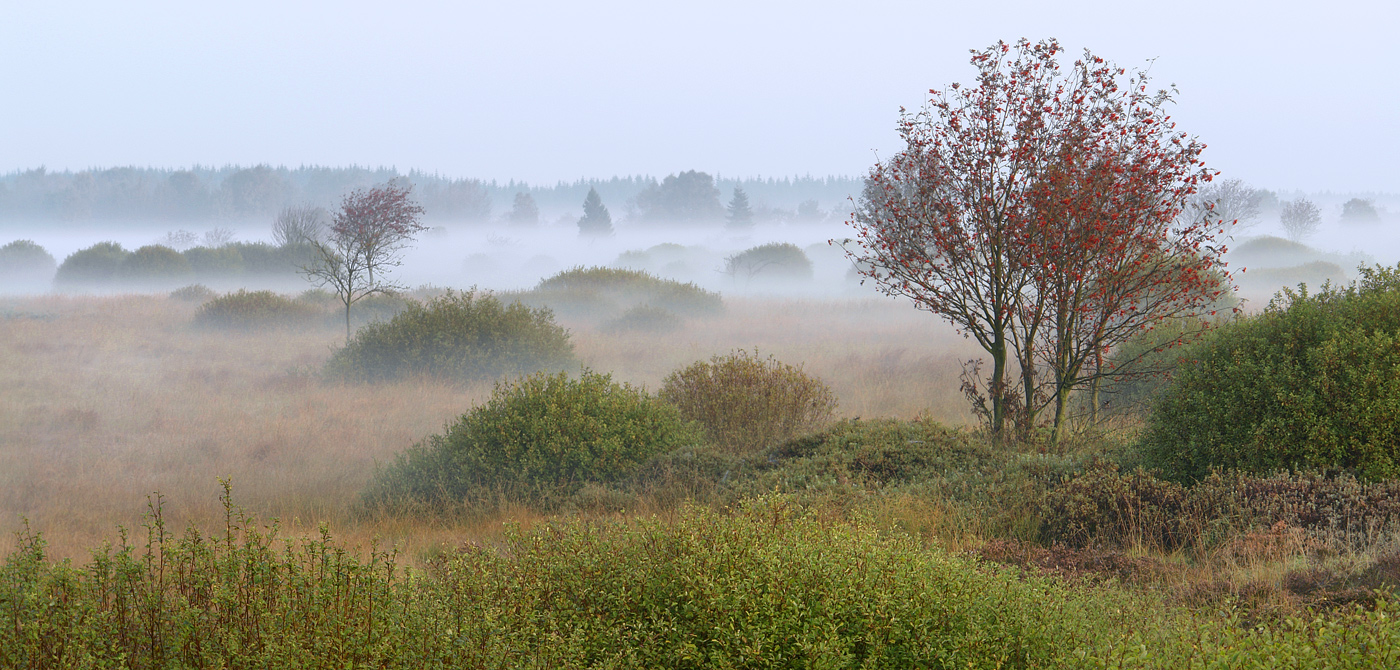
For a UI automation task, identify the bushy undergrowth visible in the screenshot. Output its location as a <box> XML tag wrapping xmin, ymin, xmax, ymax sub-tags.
<box><xmin>362</xmin><ymin>370</ymin><xmax>701</xmax><ymax>512</ymax></box>
<box><xmin>324</xmin><ymin>290</ymin><xmax>574</xmax><ymax>384</ymax></box>
<box><xmin>7</xmin><ymin>489</ymin><xmax>1399</xmax><ymax>669</ymax></box>
<box><xmin>660</xmin><ymin>349</ymin><xmax>837</xmax><ymax>454</ymax></box>
<box><xmin>54</xmin><ymin>241</ymin><xmax>130</xmax><ymax>287</ymax></box>
<box><xmin>508</xmin><ymin>266</ymin><xmax>722</xmax><ymax>322</ymax></box>
<box><xmin>192</xmin><ymin>289</ymin><xmax>324</xmax><ymax>330</ymax></box>
<box><xmin>117</xmin><ymin>244</ymin><xmax>193</xmax><ymax>283</ymax></box>
<box><xmin>0</xmin><ymin>239</ymin><xmax>57</xmax><ymax>287</ymax></box>
<box><xmin>169</xmin><ymin>283</ymin><xmax>217</xmax><ymax>302</ymax></box>
<box><xmin>1142</xmin><ymin>264</ymin><xmax>1400</xmax><ymax>482</ymax></box>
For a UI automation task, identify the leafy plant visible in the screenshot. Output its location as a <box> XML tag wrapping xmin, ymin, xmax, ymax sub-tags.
<box><xmin>193</xmin><ymin>289</ymin><xmax>324</xmax><ymax>330</ymax></box>
<box><xmin>660</xmin><ymin>349</ymin><xmax>837</xmax><ymax>453</ymax></box>
<box><xmin>53</xmin><ymin>241</ymin><xmax>130</xmax><ymax>287</ymax></box>
<box><xmin>362</xmin><ymin>370</ymin><xmax>700</xmax><ymax>511</ymax></box>
<box><xmin>324</xmin><ymin>289</ymin><xmax>574</xmax><ymax>384</ymax></box>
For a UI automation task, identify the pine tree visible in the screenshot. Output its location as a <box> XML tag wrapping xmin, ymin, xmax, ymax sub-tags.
<box><xmin>578</xmin><ymin>187</ymin><xmax>613</xmax><ymax>237</ymax></box>
<box><xmin>726</xmin><ymin>187</ymin><xmax>754</xmax><ymax>230</ymax></box>
<box><xmin>508</xmin><ymin>192</ymin><xmax>540</xmax><ymax>226</ymax></box>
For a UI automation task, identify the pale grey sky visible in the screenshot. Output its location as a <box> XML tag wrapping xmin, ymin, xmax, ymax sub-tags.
<box><xmin>3</xmin><ymin>0</ymin><xmax>1396</xmax><ymax>192</ymax></box>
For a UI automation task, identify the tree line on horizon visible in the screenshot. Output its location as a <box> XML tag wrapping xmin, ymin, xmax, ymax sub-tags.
<box><xmin>0</xmin><ymin>164</ymin><xmax>861</xmax><ymax>227</ymax></box>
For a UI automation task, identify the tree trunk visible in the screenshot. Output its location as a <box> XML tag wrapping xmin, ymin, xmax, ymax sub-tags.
<box><xmin>989</xmin><ymin>332</ymin><xmax>1008</xmax><ymax>440</ymax></box>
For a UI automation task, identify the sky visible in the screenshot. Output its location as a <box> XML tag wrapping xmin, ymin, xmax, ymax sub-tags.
<box><xmin>3</xmin><ymin>0</ymin><xmax>1396</xmax><ymax>193</ymax></box>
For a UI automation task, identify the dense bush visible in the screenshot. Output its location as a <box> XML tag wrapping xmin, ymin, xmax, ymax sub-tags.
<box><xmin>324</xmin><ymin>290</ymin><xmax>574</xmax><ymax>384</ymax></box>
<box><xmin>1142</xmin><ymin>265</ymin><xmax>1400</xmax><ymax>482</ymax></box>
<box><xmin>511</xmin><ymin>266</ymin><xmax>722</xmax><ymax>322</ymax></box>
<box><xmin>599</xmin><ymin>304</ymin><xmax>683</xmax><ymax>334</ymax></box>
<box><xmin>169</xmin><ymin>283</ymin><xmax>217</xmax><ymax>302</ymax></box>
<box><xmin>660</xmin><ymin>349</ymin><xmax>837</xmax><ymax>453</ymax></box>
<box><xmin>724</xmin><ymin>242</ymin><xmax>814</xmax><ymax>282</ymax></box>
<box><xmin>227</xmin><ymin>241</ymin><xmax>309</xmax><ymax>276</ymax></box>
<box><xmin>53</xmin><ymin>241</ymin><xmax>130</xmax><ymax>287</ymax></box>
<box><xmin>117</xmin><ymin>244</ymin><xmax>193</xmax><ymax>283</ymax></box>
<box><xmin>0</xmin><ymin>240</ymin><xmax>57</xmax><ymax>289</ymax></box>
<box><xmin>183</xmin><ymin>245</ymin><xmax>245</xmax><ymax>278</ymax></box>
<box><xmin>362</xmin><ymin>370</ymin><xmax>701</xmax><ymax>510</ymax></box>
<box><xmin>192</xmin><ymin>289</ymin><xmax>324</xmax><ymax>330</ymax></box>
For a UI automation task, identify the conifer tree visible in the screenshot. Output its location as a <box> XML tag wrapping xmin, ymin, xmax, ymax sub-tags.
<box><xmin>578</xmin><ymin>187</ymin><xmax>613</xmax><ymax>237</ymax></box>
<box><xmin>726</xmin><ymin>187</ymin><xmax>754</xmax><ymax>229</ymax></box>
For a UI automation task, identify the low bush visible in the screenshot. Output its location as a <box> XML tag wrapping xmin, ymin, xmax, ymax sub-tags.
<box><xmin>183</xmin><ymin>245</ymin><xmax>245</xmax><ymax>278</ymax></box>
<box><xmin>192</xmin><ymin>289</ymin><xmax>324</xmax><ymax>330</ymax></box>
<box><xmin>117</xmin><ymin>244</ymin><xmax>193</xmax><ymax>283</ymax></box>
<box><xmin>724</xmin><ymin>242</ymin><xmax>814</xmax><ymax>282</ymax></box>
<box><xmin>324</xmin><ymin>290</ymin><xmax>575</xmax><ymax>384</ymax></box>
<box><xmin>599</xmin><ymin>304</ymin><xmax>682</xmax><ymax>334</ymax></box>
<box><xmin>169</xmin><ymin>284</ymin><xmax>217</xmax><ymax>302</ymax></box>
<box><xmin>362</xmin><ymin>370</ymin><xmax>701</xmax><ymax>511</ymax></box>
<box><xmin>53</xmin><ymin>241</ymin><xmax>130</xmax><ymax>287</ymax></box>
<box><xmin>511</xmin><ymin>266</ymin><xmax>722</xmax><ymax>322</ymax></box>
<box><xmin>1141</xmin><ymin>264</ymin><xmax>1400</xmax><ymax>482</ymax></box>
<box><xmin>0</xmin><ymin>240</ymin><xmax>57</xmax><ymax>288</ymax></box>
<box><xmin>660</xmin><ymin>349</ymin><xmax>837</xmax><ymax>453</ymax></box>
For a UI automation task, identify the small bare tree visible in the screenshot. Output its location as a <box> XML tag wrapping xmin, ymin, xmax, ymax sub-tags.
<box><xmin>203</xmin><ymin>226</ymin><xmax>236</xmax><ymax>247</ymax></box>
<box><xmin>1280</xmin><ymin>198</ymin><xmax>1322</xmax><ymax>242</ymax></box>
<box><xmin>301</xmin><ymin>184</ymin><xmax>426</xmax><ymax>342</ymax></box>
<box><xmin>273</xmin><ymin>205</ymin><xmax>330</xmax><ymax>247</ymax></box>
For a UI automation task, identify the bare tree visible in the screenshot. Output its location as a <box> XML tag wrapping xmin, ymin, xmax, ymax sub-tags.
<box><xmin>273</xmin><ymin>205</ymin><xmax>330</xmax><ymax>247</ymax></box>
<box><xmin>1280</xmin><ymin>198</ymin><xmax>1322</xmax><ymax>241</ymax></box>
<box><xmin>1189</xmin><ymin>178</ymin><xmax>1264</xmax><ymax>233</ymax></box>
<box><xmin>203</xmin><ymin>226</ymin><xmax>236</xmax><ymax>247</ymax></box>
<box><xmin>301</xmin><ymin>183</ymin><xmax>425</xmax><ymax>342</ymax></box>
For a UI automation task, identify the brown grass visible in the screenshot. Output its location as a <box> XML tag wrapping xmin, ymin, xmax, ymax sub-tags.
<box><xmin>0</xmin><ymin>292</ymin><xmax>976</xmax><ymax>562</ymax></box>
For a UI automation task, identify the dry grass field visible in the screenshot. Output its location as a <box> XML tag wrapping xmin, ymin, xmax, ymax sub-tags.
<box><xmin>0</xmin><ymin>292</ymin><xmax>977</xmax><ymax>561</ymax></box>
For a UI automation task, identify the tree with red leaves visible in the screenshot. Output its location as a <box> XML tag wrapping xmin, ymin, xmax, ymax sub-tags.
<box><xmin>302</xmin><ymin>182</ymin><xmax>427</xmax><ymax>342</ymax></box>
<box><xmin>841</xmin><ymin>39</ymin><xmax>1232</xmax><ymax>443</ymax></box>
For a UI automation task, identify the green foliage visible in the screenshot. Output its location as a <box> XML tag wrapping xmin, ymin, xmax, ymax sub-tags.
<box><xmin>510</xmin><ymin>266</ymin><xmax>722</xmax><ymax>322</ymax></box>
<box><xmin>1095</xmin><ymin>317</ymin><xmax>1215</xmax><ymax>417</ymax></box>
<box><xmin>1142</xmin><ymin>265</ymin><xmax>1400</xmax><ymax>482</ymax></box>
<box><xmin>227</xmin><ymin>241</ymin><xmax>309</xmax><ymax>275</ymax></box>
<box><xmin>724</xmin><ymin>242</ymin><xmax>814</xmax><ymax>282</ymax></box>
<box><xmin>183</xmin><ymin>244</ymin><xmax>245</xmax><ymax>278</ymax></box>
<box><xmin>192</xmin><ymin>289</ymin><xmax>324</xmax><ymax>330</ymax></box>
<box><xmin>54</xmin><ymin>241</ymin><xmax>130</xmax><ymax>287</ymax></box>
<box><xmin>0</xmin><ymin>239</ymin><xmax>57</xmax><ymax>286</ymax></box>
<box><xmin>168</xmin><ymin>284</ymin><xmax>217</xmax><ymax>302</ymax></box>
<box><xmin>599</xmin><ymin>304</ymin><xmax>682</xmax><ymax>334</ymax></box>
<box><xmin>324</xmin><ymin>290</ymin><xmax>575</xmax><ymax>384</ymax></box>
<box><xmin>362</xmin><ymin>370</ymin><xmax>700</xmax><ymax>511</ymax></box>
<box><xmin>660</xmin><ymin>350</ymin><xmax>837</xmax><ymax>453</ymax></box>
<box><xmin>117</xmin><ymin>245</ymin><xmax>193</xmax><ymax>283</ymax></box>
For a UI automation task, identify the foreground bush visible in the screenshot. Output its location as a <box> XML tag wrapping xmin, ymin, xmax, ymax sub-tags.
<box><xmin>54</xmin><ymin>241</ymin><xmax>130</xmax><ymax>287</ymax></box>
<box><xmin>660</xmin><ymin>349</ymin><xmax>837</xmax><ymax>453</ymax></box>
<box><xmin>1142</xmin><ymin>265</ymin><xmax>1400</xmax><ymax>482</ymax></box>
<box><xmin>324</xmin><ymin>290</ymin><xmax>574</xmax><ymax>384</ymax></box>
<box><xmin>193</xmin><ymin>289</ymin><xmax>324</xmax><ymax>329</ymax></box>
<box><xmin>363</xmin><ymin>370</ymin><xmax>700</xmax><ymax>511</ymax></box>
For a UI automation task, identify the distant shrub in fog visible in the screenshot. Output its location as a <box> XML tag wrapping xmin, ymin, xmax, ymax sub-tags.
<box><xmin>169</xmin><ymin>283</ymin><xmax>217</xmax><ymax>302</ymax></box>
<box><xmin>1341</xmin><ymin>198</ymin><xmax>1381</xmax><ymax>223</ymax></box>
<box><xmin>54</xmin><ymin>242</ymin><xmax>130</xmax><ymax>287</ymax></box>
<box><xmin>724</xmin><ymin>242</ymin><xmax>814</xmax><ymax>283</ymax></box>
<box><xmin>361</xmin><ymin>370</ymin><xmax>699</xmax><ymax>512</ymax></box>
<box><xmin>116</xmin><ymin>245</ymin><xmax>193</xmax><ymax>284</ymax></box>
<box><xmin>323</xmin><ymin>289</ymin><xmax>575</xmax><ymax>384</ymax></box>
<box><xmin>600</xmin><ymin>304</ymin><xmax>683</xmax><ymax>334</ymax></box>
<box><xmin>660</xmin><ymin>350</ymin><xmax>837</xmax><ymax>454</ymax></box>
<box><xmin>514</xmin><ymin>266</ymin><xmax>722</xmax><ymax>322</ymax></box>
<box><xmin>183</xmin><ymin>245</ymin><xmax>245</xmax><ymax>279</ymax></box>
<box><xmin>0</xmin><ymin>240</ymin><xmax>57</xmax><ymax>288</ymax></box>
<box><xmin>193</xmin><ymin>289</ymin><xmax>324</xmax><ymax>330</ymax></box>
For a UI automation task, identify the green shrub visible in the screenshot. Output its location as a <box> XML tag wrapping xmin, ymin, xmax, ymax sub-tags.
<box><xmin>169</xmin><ymin>283</ymin><xmax>217</xmax><ymax>302</ymax></box>
<box><xmin>117</xmin><ymin>244</ymin><xmax>193</xmax><ymax>283</ymax></box>
<box><xmin>511</xmin><ymin>266</ymin><xmax>722</xmax><ymax>322</ymax></box>
<box><xmin>183</xmin><ymin>245</ymin><xmax>245</xmax><ymax>278</ymax></box>
<box><xmin>228</xmin><ymin>241</ymin><xmax>306</xmax><ymax>275</ymax></box>
<box><xmin>193</xmin><ymin>289</ymin><xmax>324</xmax><ymax>330</ymax></box>
<box><xmin>724</xmin><ymin>242</ymin><xmax>814</xmax><ymax>282</ymax></box>
<box><xmin>660</xmin><ymin>349</ymin><xmax>837</xmax><ymax>453</ymax></box>
<box><xmin>1142</xmin><ymin>265</ymin><xmax>1400</xmax><ymax>482</ymax></box>
<box><xmin>54</xmin><ymin>241</ymin><xmax>130</xmax><ymax>287</ymax></box>
<box><xmin>0</xmin><ymin>240</ymin><xmax>57</xmax><ymax>288</ymax></box>
<box><xmin>599</xmin><ymin>304</ymin><xmax>683</xmax><ymax>334</ymax></box>
<box><xmin>362</xmin><ymin>370</ymin><xmax>701</xmax><ymax>510</ymax></box>
<box><xmin>324</xmin><ymin>290</ymin><xmax>575</xmax><ymax>384</ymax></box>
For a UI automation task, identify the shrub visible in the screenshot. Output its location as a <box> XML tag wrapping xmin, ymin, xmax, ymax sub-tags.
<box><xmin>228</xmin><ymin>241</ymin><xmax>305</xmax><ymax>275</ymax></box>
<box><xmin>0</xmin><ymin>240</ymin><xmax>57</xmax><ymax>288</ymax></box>
<box><xmin>599</xmin><ymin>304</ymin><xmax>683</xmax><ymax>334</ymax></box>
<box><xmin>54</xmin><ymin>241</ymin><xmax>130</xmax><ymax>287</ymax></box>
<box><xmin>513</xmin><ymin>266</ymin><xmax>722</xmax><ymax>321</ymax></box>
<box><xmin>1141</xmin><ymin>265</ymin><xmax>1400</xmax><ymax>482</ymax></box>
<box><xmin>117</xmin><ymin>244</ymin><xmax>193</xmax><ymax>283</ymax></box>
<box><xmin>193</xmin><ymin>289</ymin><xmax>324</xmax><ymax>330</ymax></box>
<box><xmin>169</xmin><ymin>284</ymin><xmax>217</xmax><ymax>302</ymax></box>
<box><xmin>362</xmin><ymin>370</ymin><xmax>701</xmax><ymax>510</ymax></box>
<box><xmin>660</xmin><ymin>349</ymin><xmax>837</xmax><ymax>453</ymax></box>
<box><xmin>183</xmin><ymin>245</ymin><xmax>245</xmax><ymax>278</ymax></box>
<box><xmin>324</xmin><ymin>290</ymin><xmax>575</xmax><ymax>384</ymax></box>
<box><xmin>724</xmin><ymin>242</ymin><xmax>814</xmax><ymax>282</ymax></box>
